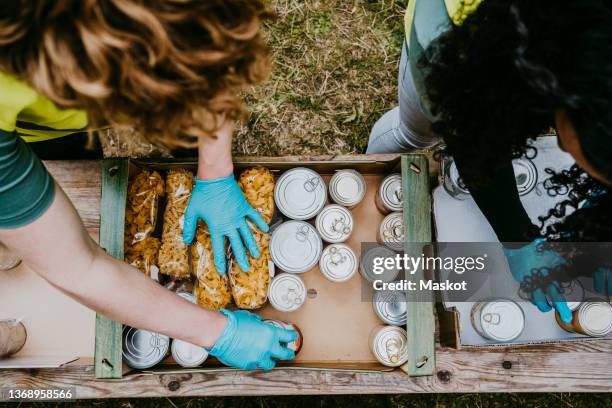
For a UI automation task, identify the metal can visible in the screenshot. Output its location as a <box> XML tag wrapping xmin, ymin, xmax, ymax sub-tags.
<box><xmin>556</xmin><ymin>301</ymin><xmax>612</xmax><ymax>337</ymax></box>
<box><xmin>512</xmin><ymin>158</ymin><xmax>538</xmax><ymax>196</ymax></box>
<box><xmin>319</xmin><ymin>243</ymin><xmax>358</xmax><ymax>283</ymax></box>
<box><xmin>0</xmin><ymin>319</ymin><xmax>27</xmax><ymax>358</ymax></box>
<box><xmin>263</xmin><ymin>319</ymin><xmax>304</xmax><ymax>354</ymax></box>
<box><xmin>171</xmin><ymin>339</ymin><xmax>209</xmax><ymax>368</ymax></box>
<box><xmin>270</xmin><ymin>221</ymin><xmax>323</xmax><ymax>274</ymax></box>
<box><xmin>328</xmin><ymin>169</ymin><xmax>366</xmax><ymax>208</ymax></box>
<box><xmin>375</xmin><ymin>174</ymin><xmax>403</xmax><ymax>214</ymax></box>
<box><xmin>373</xmin><ymin>291</ymin><xmax>407</xmax><ymax>326</ymax></box>
<box><xmin>122</xmin><ymin>326</ymin><xmax>170</xmax><ymax>369</ymax></box>
<box><xmin>359</xmin><ymin>246</ymin><xmax>400</xmax><ymax>283</ymax></box>
<box><xmin>274</xmin><ymin>167</ymin><xmax>327</xmax><ymax>220</ymax></box>
<box><xmin>377</xmin><ymin>212</ymin><xmax>405</xmax><ymax>252</ymax></box>
<box><xmin>369</xmin><ymin>325</ymin><xmax>409</xmax><ymax>367</ymax></box>
<box><xmin>268</xmin><ymin>273</ymin><xmax>307</xmax><ymax>312</ymax></box>
<box><xmin>0</xmin><ymin>242</ymin><xmax>21</xmax><ymax>271</ymax></box>
<box><xmin>470</xmin><ymin>299</ymin><xmax>525</xmax><ymax>342</ymax></box>
<box><xmin>315</xmin><ymin>204</ymin><xmax>354</xmax><ymax>243</ymax></box>
<box><xmin>441</xmin><ymin>158</ymin><xmax>470</xmax><ymax>200</ymax></box>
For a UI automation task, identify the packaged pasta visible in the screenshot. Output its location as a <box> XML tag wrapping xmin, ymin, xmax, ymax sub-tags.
<box><xmin>228</xmin><ymin>166</ymin><xmax>275</xmax><ymax>309</ymax></box>
<box><xmin>125</xmin><ymin>237</ymin><xmax>161</xmax><ymax>281</ymax></box>
<box><xmin>237</xmin><ymin>166</ymin><xmax>275</xmax><ymax>223</ymax></box>
<box><xmin>124</xmin><ymin>170</ymin><xmax>165</xmax><ymax>249</ymax></box>
<box><xmin>159</xmin><ymin>169</ymin><xmax>194</xmax><ymax>279</ymax></box>
<box><xmin>192</xmin><ymin>222</ymin><xmax>232</xmax><ymax>310</ymax></box>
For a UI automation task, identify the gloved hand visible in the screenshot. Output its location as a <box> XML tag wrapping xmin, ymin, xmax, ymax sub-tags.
<box><xmin>503</xmin><ymin>240</ymin><xmax>573</xmax><ymax>323</ymax></box>
<box><xmin>594</xmin><ymin>267</ymin><xmax>612</xmax><ymax>296</ymax></box>
<box><xmin>208</xmin><ymin>310</ymin><xmax>297</xmax><ymax>370</ymax></box>
<box><xmin>183</xmin><ymin>174</ymin><xmax>269</xmax><ymax>275</ymax></box>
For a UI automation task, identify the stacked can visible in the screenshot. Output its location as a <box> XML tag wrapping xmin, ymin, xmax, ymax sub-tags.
<box><xmin>441</xmin><ymin>158</ymin><xmax>470</xmax><ymax>200</ymax></box>
<box><xmin>328</xmin><ymin>169</ymin><xmax>366</xmax><ymax>208</ymax></box>
<box><xmin>268</xmin><ymin>273</ymin><xmax>307</xmax><ymax>312</ymax></box>
<box><xmin>369</xmin><ymin>325</ymin><xmax>409</xmax><ymax>367</ymax></box>
<box><xmin>470</xmin><ymin>299</ymin><xmax>525</xmax><ymax>343</ymax></box>
<box><xmin>270</xmin><ymin>221</ymin><xmax>322</xmax><ymax>274</ymax></box>
<box><xmin>0</xmin><ymin>319</ymin><xmax>27</xmax><ymax>358</ymax></box>
<box><xmin>263</xmin><ymin>319</ymin><xmax>304</xmax><ymax>354</ymax></box>
<box><xmin>171</xmin><ymin>291</ymin><xmax>209</xmax><ymax>368</ymax></box>
<box><xmin>375</xmin><ymin>174</ymin><xmax>403</xmax><ymax>214</ymax></box>
<box><xmin>319</xmin><ymin>243</ymin><xmax>358</xmax><ymax>283</ymax></box>
<box><xmin>556</xmin><ymin>301</ymin><xmax>612</xmax><ymax>337</ymax></box>
<box><xmin>359</xmin><ymin>246</ymin><xmax>400</xmax><ymax>283</ymax></box>
<box><xmin>315</xmin><ymin>204</ymin><xmax>354</xmax><ymax>244</ymax></box>
<box><xmin>512</xmin><ymin>158</ymin><xmax>538</xmax><ymax>196</ymax></box>
<box><xmin>275</xmin><ymin>168</ymin><xmax>327</xmax><ymax>220</ymax></box>
<box><xmin>373</xmin><ymin>290</ymin><xmax>407</xmax><ymax>326</ymax></box>
<box><xmin>122</xmin><ymin>326</ymin><xmax>170</xmax><ymax>369</ymax></box>
<box><xmin>378</xmin><ymin>212</ymin><xmax>405</xmax><ymax>252</ymax></box>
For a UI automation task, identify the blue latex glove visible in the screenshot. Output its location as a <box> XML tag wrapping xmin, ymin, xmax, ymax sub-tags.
<box><xmin>503</xmin><ymin>241</ymin><xmax>573</xmax><ymax>323</ymax></box>
<box><xmin>594</xmin><ymin>267</ymin><xmax>612</xmax><ymax>297</ymax></box>
<box><xmin>183</xmin><ymin>174</ymin><xmax>269</xmax><ymax>275</ymax></box>
<box><xmin>208</xmin><ymin>310</ymin><xmax>297</xmax><ymax>370</ymax></box>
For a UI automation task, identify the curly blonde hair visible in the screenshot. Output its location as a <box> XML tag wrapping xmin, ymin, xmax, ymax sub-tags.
<box><xmin>0</xmin><ymin>0</ymin><xmax>272</xmax><ymax>148</ymax></box>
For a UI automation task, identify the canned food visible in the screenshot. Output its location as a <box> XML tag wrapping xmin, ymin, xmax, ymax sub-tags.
<box><xmin>0</xmin><ymin>319</ymin><xmax>27</xmax><ymax>358</ymax></box>
<box><xmin>441</xmin><ymin>158</ymin><xmax>470</xmax><ymax>200</ymax></box>
<box><xmin>369</xmin><ymin>325</ymin><xmax>408</xmax><ymax>367</ymax></box>
<box><xmin>171</xmin><ymin>339</ymin><xmax>208</xmax><ymax>368</ymax></box>
<box><xmin>471</xmin><ymin>299</ymin><xmax>525</xmax><ymax>342</ymax></box>
<box><xmin>512</xmin><ymin>158</ymin><xmax>538</xmax><ymax>196</ymax></box>
<box><xmin>122</xmin><ymin>326</ymin><xmax>170</xmax><ymax>369</ymax></box>
<box><xmin>329</xmin><ymin>169</ymin><xmax>366</xmax><ymax>208</ymax></box>
<box><xmin>263</xmin><ymin>319</ymin><xmax>304</xmax><ymax>354</ymax></box>
<box><xmin>315</xmin><ymin>204</ymin><xmax>354</xmax><ymax>243</ymax></box>
<box><xmin>0</xmin><ymin>242</ymin><xmax>21</xmax><ymax>271</ymax></box>
<box><xmin>268</xmin><ymin>273</ymin><xmax>307</xmax><ymax>312</ymax></box>
<box><xmin>551</xmin><ymin>280</ymin><xmax>585</xmax><ymax>312</ymax></box>
<box><xmin>319</xmin><ymin>243</ymin><xmax>358</xmax><ymax>283</ymax></box>
<box><xmin>270</xmin><ymin>221</ymin><xmax>323</xmax><ymax>273</ymax></box>
<box><xmin>359</xmin><ymin>246</ymin><xmax>400</xmax><ymax>283</ymax></box>
<box><xmin>373</xmin><ymin>290</ymin><xmax>407</xmax><ymax>326</ymax></box>
<box><xmin>275</xmin><ymin>167</ymin><xmax>327</xmax><ymax>220</ymax></box>
<box><xmin>375</xmin><ymin>174</ymin><xmax>403</xmax><ymax>214</ymax></box>
<box><xmin>556</xmin><ymin>301</ymin><xmax>612</xmax><ymax>337</ymax></box>
<box><xmin>378</xmin><ymin>212</ymin><xmax>405</xmax><ymax>252</ymax></box>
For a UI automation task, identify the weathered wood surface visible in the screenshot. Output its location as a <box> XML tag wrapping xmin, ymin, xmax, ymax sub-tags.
<box><xmin>7</xmin><ymin>159</ymin><xmax>607</xmax><ymax>397</ymax></box>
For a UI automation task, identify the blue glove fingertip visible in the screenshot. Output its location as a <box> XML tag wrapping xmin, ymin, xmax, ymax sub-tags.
<box><xmin>555</xmin><ymin>302</ymin><xmax>573</xmax><ymax>324</ymax></box>
<box><xmin>534</xmin><ymin>301</ymin><xmax>552</xmax><ymax>313</ymax></box>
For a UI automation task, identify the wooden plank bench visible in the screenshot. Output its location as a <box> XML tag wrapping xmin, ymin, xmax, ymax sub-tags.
<box><xmin>1</xmin><ymin>160</ymin><xmax>611</xmax><ymax>398</ymax></box>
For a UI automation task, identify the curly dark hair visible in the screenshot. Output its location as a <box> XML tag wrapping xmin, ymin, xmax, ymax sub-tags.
<box><xmin>422</xmin><ymin>0</ymin><xmax>612</xmax><ymax>284</ymax></box>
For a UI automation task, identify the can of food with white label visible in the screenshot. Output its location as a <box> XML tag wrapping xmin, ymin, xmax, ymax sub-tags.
<box><xmin>512</xmin><ymin>158</ymin><xmax>538</xmax><ymax>196</ymax></box>
<box><xmin>470</xmin><ymin>299</ymin><xmax>525</xmax><ymax>342</ymax></box>
<box><xmin>0</xmin><ymin>242</ymin><xmax>21</xmax><ymax>271</ymax></box>
<box><xmin>377</xmin><ymin>212</ymin><xmax>405</xmax><ymax>252</ymax></box>
<box><xmin>275</xmin><ymin>167</ymin><xmax>327</xmax><ymax>220</ymax></box>
<box><xmin>441</xmin><ymin>158</ymin><xmax>470</xmax><ymax>200</ymax></box>
<box><xmin>268</xmin><ymin>273</ymin><xmax>307</xmax><ymax>312</ymax></box>
<box><xmin>369</xmin><ymin>325</ymin><xmax>408</xmax><ymax>367</ymax></box>
<box><xmin>0</xmin><ymin>319</ymin><xmax>27</xmax><ymax>358</ymax></box>
<box><xmin>329</xmin><ymin>169</ymin><xmax>366</xmax><ymax>208</ymax></box>
<box><xmin>373</xmin><ymin>290</ymin><xmax>407</xmax><ymax>326</ymax></box>
<box><xmin>319</xmin><ymin>243</ymin><xmax>358</xmax><ymax>283</ymax></box>
<box><xmin>315</xmin><ymin>204</ymin><xmax>354</xmax><ymax>243</ymax></box>
<box><xmin>171</xmin><ymin>339</ymin><xmax>208</xmax><ymax>368</ymax></box>
<box><xmin>263</xmin><ymin>319</ymin><xmax>304</xmax><ymax>354</ymax></box>
<box><xmin>375</xmin><ymin>174</ymin><xmax>403</xmax><ymax>214</ymax></box>
<box><xmin>270</xmin><ymin>220</ymin><xmax>323</xmax><ymax>273</ymax></box>
<box><xmin>122</xmin><ymin>326</ymin><xmax>170</xmax><ymax>369</ymax></box>
<box><xmin>360</xmin><ymin>246</ymin><xmax>400</xmax><ymax>283</ymax></box>
<box><xmin>556</xmin><ymin>301</ymin><xmax>612</xmax><ymax>337</ymax></box>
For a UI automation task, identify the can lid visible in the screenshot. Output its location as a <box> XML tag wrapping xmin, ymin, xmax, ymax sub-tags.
<box><xmin>171</xmin><ymin>339</ymin><xmax>209</xmax><ymax>368</ymax></box>
<box><xmin>479</xmin><ymin>301</ymin><xmax>525</xmax><ymax>342</ymax></box>
<box><xmin>372</xmin><ymin>326</ymin><xmax>408</xmax><ymax>367</ymax></box>
<box><xmin>122</xmin><ymin>326</ymin><xmax>170</xmax><ymax>369</ymax></box>
<box><xmin>578</xmin><ymin>302</ymin><xmax>612</xmax><ymax>336</ymax></box>
<box><xmin>275</xmin><ymin>168</ymin><xmax>327</xmax><ymax>220</ymax></box>
<box><xmin>373</xmin><ymin>291</ymin><xmax>407</xmax><ymax>326</ymax></box>
<box><xmin>315</xmin><ymin>204</ymin><xmax>354</xmax><ymax>243</ymax></box>
<box><xmin>270</xmin><ymin>221</ymin><xmax>323</xmax><ymax>273</ymax></box>
<box><xmin>329</xmin><ymin>170</ymin><xmax>366</xmax><ymax>207</ymax></box>
<box><xmin>360</xmin><ymin>246</ymin><xmax>400</xmax><ymax>283</ymax></box>
<box><xmin>319</xmin><ymin>243</ymin><xmax>357</xmax><ymax>283</ymax></box>
<box><xmin>449</xmin><ymin>161</ymin><xmax>470</xmax><ymax>194</ymax></box>
<box><xmin>512</xmin><ymin>159</ymin><xmax>538</xmax><ymax>196</ymax></box>
<box><xmin>379</xmin><ymin>174</ymin><xmax>403</xmax><ymax>212</ymax></box>
<box><xmin>268</xmin><ymin>273</ymin><xmax>307</xmax><ymax>312</ymax></box>
<box><xmin>380</xmin><ymin>212</ymin><xmax>405</xmax><ymax>251</ymax></box>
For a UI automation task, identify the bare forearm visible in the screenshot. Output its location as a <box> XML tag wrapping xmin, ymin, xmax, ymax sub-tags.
<box><xmin>197</xmin><ymin>122</ymin><xmax>234</xmax><ymax>180</ymax></box>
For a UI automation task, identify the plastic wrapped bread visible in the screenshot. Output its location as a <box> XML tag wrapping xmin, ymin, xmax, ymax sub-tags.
<box><xmin>192</xmin><ymin>222</ymin><xmax>232</xmax><ymax>310</ymax></box>
<box><xmin>124</xmin><ymin>170</ymin><xmax>165</xmax><ymax>249</ymax></box>
<box><xmin>159</xmin><ymin>169</ymin><xmax>194</xmax><ymax>279</ymax></box>
<box><xmin>125</xmin><ymin>237</ymin><xmax>161</xmax><ymax>281</ymax></box>
<box><xmin>228</xmin><ymin>166</ymin><xmax>275</xmax><ymax>309</ymax></box>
